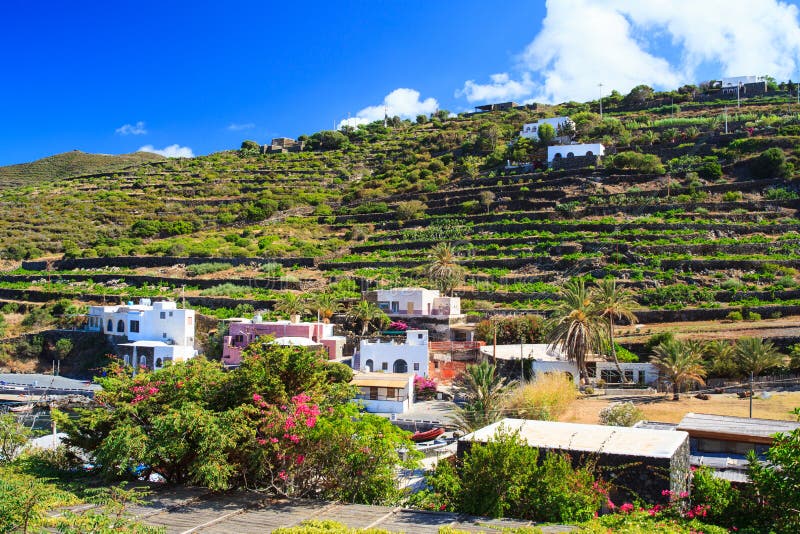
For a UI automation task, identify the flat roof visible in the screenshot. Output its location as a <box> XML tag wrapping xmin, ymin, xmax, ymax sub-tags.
<box><xmin>677</xmin><ymin>413</ymin><xmax>800</xmax><ymax>444</ymax></box>
<box><xmin>351</xmin><ymin>372</ymin><xmax>411</xmax><ymax>388</ymax></box>
<box><xmin>479</xmin><ymin>344</ymin><xmax>565</xmax><ymax>361</ymax></box>
<box><xmin>462</xmin><ymin>418</ymin><xmax>688</xmax><ymax>459</ymax></box>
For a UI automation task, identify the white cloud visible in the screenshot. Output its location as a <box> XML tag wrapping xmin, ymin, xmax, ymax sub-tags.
<box><xmin>338</xmin><ymin>88</ymin><xmax>438</xmax><ymax>129</ymax></box>
<box><xmin>457</xmin><ymin>0</ymin><xmax>800</xmax><ymax>104</ymax></box>
<box><xmin>115</xmin><ymin>121</ymin><xmax>147</xmax><ymax>135</ymax></box>
<box><xmin>138</xmin><ymin>144</ymin><xmax>194</xmax><ymax>158</ymax></box>
<box><xmin>227</xmin><ymin>122</ymin><xmax>255</xmax><ymax>131</ymax></box>
<box><xmin>456</xmin><ymin>72</ymin><xmax>536</xmax><ymax>103</ymax></box>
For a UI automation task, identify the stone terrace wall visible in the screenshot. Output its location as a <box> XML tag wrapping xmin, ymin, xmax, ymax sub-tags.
<box><xmin>22</xmin><ymin>256</ymin><xmax>315</xmax><ymax>271</ymax></box>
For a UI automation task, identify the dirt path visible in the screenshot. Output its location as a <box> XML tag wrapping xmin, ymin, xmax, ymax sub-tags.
<box><xmin>560</xmin><ymin>390</ymin><xmax>800</xmax><ymax>425</ymax></box>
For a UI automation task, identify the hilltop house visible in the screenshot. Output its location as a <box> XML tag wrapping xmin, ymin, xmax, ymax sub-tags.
<box><xmin>262</xmin><ymin>137</ymin><xmax>304</xmax><ymax>154</ymax></box>
<box><xmin>86</xmin><ymin>299</ymin><xmax>197</xmax><ymax>369</ymax></box>
<box><xmin>365</xmin><ymin>287</ymin><xmax>460</xmax><ymax>317</ymax></box>
<box><xmin>547</xmin><ymin>143</ymin><xmax>604</xmax><ymax>170</ymax></box>
<box><xmin>356</xmin><ymin>329</ymin><xmax>429</xmax><ymax>377</ymax></box>
<box><xmin>351</xmin><ymin>372</ymin><xmax>415</xmax><ymax>414</ymax></box>
<box><xmin>520</xmin><ymin>117</ymin><xmax>575</xmax><ymax>142</ymax></box>
<box><xmin>222</xmin><ymin>318</ymin><xmax>346</xmax><ymax>367</ymax></box>
<box><xmin>720</xmin><ymin>76</ymin><xmax>768</xmax><ymax>98</ymax></box>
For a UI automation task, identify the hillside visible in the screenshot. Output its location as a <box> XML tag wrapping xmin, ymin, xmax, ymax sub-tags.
<box><xmin>1</xmin><ymin>88</ymin><xmax>800</xmax><ymax>345</ymax></box>
<box><xmin>0</xmin><ymin>150</ymin><xmax>166</xmax><ymax>188</ymax></box>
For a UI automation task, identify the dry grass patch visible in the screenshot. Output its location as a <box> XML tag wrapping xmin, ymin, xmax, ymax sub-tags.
<box><xmin>560</xmin><ymin>390</ymin><xmax>800</xmax><ymax>424</ymax></box>
<box><xmin>504</xmin><ymin>373</ymin><xmax>578</xmax><ymax>421</ymax></box>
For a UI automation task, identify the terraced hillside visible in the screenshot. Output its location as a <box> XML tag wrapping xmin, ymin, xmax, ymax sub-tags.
<box><xmin>1</xmin><ymin>91</ymin><xmax>800</xmax><ymax>339</ymax></box>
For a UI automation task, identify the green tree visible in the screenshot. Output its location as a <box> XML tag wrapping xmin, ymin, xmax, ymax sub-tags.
<box><xmin>395</xmin><ymin>200</ymin><xmax>427</xmax><ymax>221</ymax></box>
<box><xmin>0</xmin><ymin>414</ymin><xmax>31</xmax><ymax>463</ymax></box>
<box><xmin>239</xmin><ymin>140</ymin><xmax>261</xmax><ymax>155</ymax></box>
<box><xmin>537</xmin><ymin>122</ymin><xmax>555</xmax><ymax>145</ymax></box>
<box><xmin>346</xmin><ymin>300</ymin><xmax>389</xmax><ymax>336</ymax></box>
<box><xmin>592</xmin><ymin>279</ymin><xmax>638</xmax><ymax>381</ymax></box>
<box><xmin>650</xmin><ymin>338</ymin><xmax>707</xmax><ymax>400</ymax></box>
<box><xmin>624</xmin><ymin>84</ymin><xmax>654</xmax><ymax>106</ymax></box>
<box><xmin>734</xmin><ymin>337</ymin><xmax>782</xmax><ymax>379</ymax></box>
<box><xmin>478</xmin><ymin>190</ymin><xmax>495</xmax><ymax>213</ymax></box>
<box><xmin>461</xmin><ymin>155</ymin><xmax>483</xmax><ymax>179</ymax></box>
<box><xmin>426</xmin><ymin>429</ymin><xmax>605</xmax><ymax>521</ymax></box>
<box><xmin>452</xmin><ymin>361</ymin><xmax>515</xmax><ymax>431</ymax></box>
<box><xmin>747</xmin><ymin>408</ymin><xmax>800</xmax><ymax>533</ymax></box>
<box><xmin>55</xmin><ymin>338</ymin><xmax>73</xmax><ymax>360</ymax></box>
<box><xmin>274</xmin><ymin>293</ymin><xmax>308</xmax><ymax>321</ymax></box>
<box><xmin>426</xmin><ymin>242</ymin><xmax>465</xmax><ymax>296</ymax></box>
<box><xmin>308</xmin><ymin>292</ymin><xmax>342</xmax><ymax>324</ymax></box>
<box><xmin>546</xmin><ymin>278</ymin><xmax>604</xmax><ymax>384</ymax></box>
<box><xmin>751</xmin><ymin>147</ymin><xmax>790</xmax><ymax>179</ymax></box>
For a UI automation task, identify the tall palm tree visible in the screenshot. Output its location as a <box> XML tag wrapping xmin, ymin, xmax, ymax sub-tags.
<box><xmin>650</xmin><ymin>338</ymin><xmax>707</xmax><ymax>400</ymax></box>
<box><xmin>347</xmin><ymin>300</ymin><xmax>389</xmax><ymax>336</ymax></box>
<box><xmin>734</xmin><ymin>337</ymin><xmax>783</xmax><ymax>379</ymax></box>
<box><xmin>426</xmin><ymin>242</ymin><xmax>465</xmax><ymax>296</ymax></box>
<box><xmin>592</xmin><ymin>279</ymin><xmax>638</xmax><ymax>381</ymax></box>
<box><xmin>308</xmin><ymin>292</ymin><xmax>342</xmax><ymax>323</ymax></box>
<box><xmin>274</xmin><ymin>293</ymin><xmax>308</xmax><ymax>322</ymax></box>
<box><xmin>453</xmin><ymin>361</ymin><xmax>516</xmax><ymax>432</ymax></box>
<box><xmin>703</xmin><ymin>340</ymin><xmax>738</xmax><ymax>377</ymax></box>
<box><xmin>546</xmin><ymin>278</ymin><xmax>604</xmax><ymax>384</ymax></box>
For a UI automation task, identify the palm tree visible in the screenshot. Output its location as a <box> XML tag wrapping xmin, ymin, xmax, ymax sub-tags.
<box><xmin>650</xmin><ymin>338</ymin><xmax>707</xmax><ymax>400</ymax></box>
<box><xmin>734</xmin><ymin>337</ymin><xmax>783</xmax><ymax>379</ymax></box>
<box><xmin>592</xmin><ymin>279</ymin><xmax>638</xmax><ymax>381</ymax></box>
<box><xmin>703</xmin><ymin>340</ymin><xmax>738</xmax><ymax>377</ymax></box>
<box><xmin>274</xmin><ymin>293</ymin><xmax>308</xmax><ymax>322</ymax></box>
<box><xmin>308</xmin><ymin>292</ymin><xmax>342</xmax><ymax>323</ymax></box>
<box><xmin>347</xmin><ymin>300</ymin><xmax>389</xmax><ymax>336</ymax></box>
<box><xmin>546</xmin><ymin>278</ymin><xmax>604</xmax><ymax>384</ymax></box>
<box><xmin>426</xmin><ymin>242</ymin><xmax>465</xmax><ymax>296</ymax></box>
<box><xmin>453</xmin><ymin>361</ymin><xmax>516</xmax><ymax>432</ymax></box>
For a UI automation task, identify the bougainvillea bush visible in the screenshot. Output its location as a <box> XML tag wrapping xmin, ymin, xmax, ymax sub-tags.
<box><xmin>55</xmin><ymin>342</ymin><xmax>418</xmax><ymax>504</ymax></box>
<box><xmin>413</xmin><ymin>375</ymin><xmax>437</xmax><ymax>400</ymax></box>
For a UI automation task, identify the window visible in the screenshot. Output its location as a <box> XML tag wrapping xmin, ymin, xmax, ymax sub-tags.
<box><xmin>386</xmin><ymin>387</ymin><xmax>396</xmax><ymax>399</ymax></box>
<box><xmin>381</xmin><ymin>362</ymin><xmax>388</xmax><ymax>371</ymax></box>
<box><xmin>586</xmin><ymin>151</ymin><xmax>594</xmax><ymax>157</ymax></box>
<box><xmin>155</xmin><ymin>358</ymin><xmax>163</xmax><ymax>368</ymax></box>
<box><xmin>369</xmin><ymin>387</ymin><xmax>378</xmax><ymax>400</ymax></box>
<box><xmin>234</xmin><ymin>334</ymin><xmax>244</xmax><ymax>343</ymax></box>
<box><xmin>393</xmin><ymin>359</ymin><xmax>408</xmax><ymax>373</ymax></box>
<box><xmin>160</xmin><ymin>312</ymin><xmax>166</xmax><ymax>319</ymax></box>
<box><xmin>624</xmin><ymin>370</ymin><xmax>634</xmax><ymax>382</ymax></box>
<box><xmin>418</xmin><ymin>333</ymin><xmax>423</xmax><ymax>339</ymax></box>
<box><xmin>169</xmin><ymin>311</ymin><xmax>173</xmax><ymax>317</ymax></box>
<box><xmin>130</xmin><ymin>320</ymin><xmax>140</xmax><ymax>333</ymax></box>
<box><xmin>117</xmin><ymin>320</ymin><xmax>125</xmax><ymax>333</ymax></box>
<box><xmin>413</xmin><ymin>363</ymin><xmax>420</xmax><ymax>371</ymax></box>
<box><xmin>566</xmin><ymin>152</ymin><xmax>574</xmax><ymax>158</ymax></box>
<box><xmin>163</xmin><ymin>332</ymin><xmax>167</xmax><ymax>338</ymax></box>
<box><xmin>107</xmin><ymin>319</ymin><xmax>113</xmax><ymax>332</ymax></box>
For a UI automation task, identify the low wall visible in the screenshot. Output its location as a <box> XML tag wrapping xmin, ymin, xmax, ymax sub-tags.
<box><xmin>22</xmin><ymin>256</ymin><xmax>315</xmax><ymax>271</ymax></box>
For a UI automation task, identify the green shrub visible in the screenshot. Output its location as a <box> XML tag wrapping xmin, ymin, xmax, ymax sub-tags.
<box><xmin>200</xmin><ymin>283</ymin><xmax>250</xmax><ymax>298</ymax></box>
<box><xmin>395</xmin><ymin>200</ymin><xmax>427</xmax><ymax>221</ymax></box>
<box><xmin>598</xmin><ymin>402</ymin><xmax>644</xmax><ymax>427</ymax></box>
<box><xmin>764</xmin><ymin>186</ymin><xmax>799</xmax><ymax>200</ymax></box>
<box><xmin>722</xmin><ymin>191</ymin><xmax>742</xmax><ymax>202</ymax></box>
<box><xmin>460</xmin><ymin>200</ymin><xmax>481</xmax><ymax>214</ymax></box>
<box><xmin>726</xmin><ymin>310</ymin><xmax>744</xmax><ymax>321</ymax></box>
<box><xmin>746</xmin><ymin>311</ymin><xmax>761</xmax><ymax>321</ymax></box>
<box><xmin>750</xmin><ymin>147</ymin><xmax>791</xmax><ymax>179</ymax></box>
<box><xmin>609</xmin><ymin>151</ymin><xmax>666</xmax><ymax>174</ymax></box>
<box><xmin>185</xmin><ymin>262</ymin><xmax>233</xmax><ymax>277</ymax></box>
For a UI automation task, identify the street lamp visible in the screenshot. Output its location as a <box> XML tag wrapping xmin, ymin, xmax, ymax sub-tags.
<box><xmin>598</xmin><ymin>83</ymin><xmax>604</xmax><ymax>120</ymax></box>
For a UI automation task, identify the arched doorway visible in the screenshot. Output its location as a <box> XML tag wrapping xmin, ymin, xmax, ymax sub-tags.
<box><xmin>117</xmin><ymin>319</ymin><xmax>125</xmax><ymax>333</ymax></box>
<box><xmin>365</xmin><ymin>359</ymin><xmax>373</xmax><ymax>372</ymax></box>
<box><xmin>393</xmin><ymin>359</ymin><xmax>408</xmax><ymax>373</ymax></box>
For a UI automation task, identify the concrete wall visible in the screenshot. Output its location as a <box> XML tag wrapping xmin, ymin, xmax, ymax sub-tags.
<box><xmin>359</xmin><ymin>332</ymin><xmax>429</xmax><ymax>376</ymax></box>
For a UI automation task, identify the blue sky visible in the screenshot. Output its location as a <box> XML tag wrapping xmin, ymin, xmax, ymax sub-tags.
<box><xmin>2</xmin><ymin>0</ymin><xmax>800</xmax><ymax>166</ymax></box>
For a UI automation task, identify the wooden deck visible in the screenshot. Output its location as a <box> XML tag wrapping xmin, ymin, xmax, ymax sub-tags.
<box><xmin>128</xmin><ymin>488</ymin><xmax>575</xmax><ymax>533</ymax></box>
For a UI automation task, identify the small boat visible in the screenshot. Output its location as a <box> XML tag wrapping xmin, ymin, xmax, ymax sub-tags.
<box><xmin>9</xmin><ymin>403</ymin><xmax>34</xmax><ymax>413</ymax></box>
<box><xmin>411</xmin><ymin>427</ymin><xmax>445</xmax><ymax>442</ymax></box>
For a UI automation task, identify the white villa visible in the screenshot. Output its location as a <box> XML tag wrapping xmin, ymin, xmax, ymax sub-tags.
<box><xmin>368</xmin><ymin>287</ymin><xmax>460</xmax><ymax>317</ymax></box>
<box><xmin>359</xmin><ymin>329</ymin><xmax>429</xmax><ymax>377</ymax></box>
<box><xmin>721</xmin><ymin>75</ymin><xmax>764</xmax><ymax>87</ymax></box>
<box><xmin>86</xmin><ymin>299</ymin><xmax>197</xmax><ymax>370</ymax></box>
<box><xmin>547</xmin><ymin>143</ymin><xmax>605</xmax><ymax>163</ymax></box>
<box><xmin>520</xmin><ymin>116</ymin><xmax>574</xmax><ymax>141</ymax></box>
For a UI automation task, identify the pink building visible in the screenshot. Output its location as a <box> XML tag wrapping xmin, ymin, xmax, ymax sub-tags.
<box><xmin>221</xmin><ymin>319</ymin><xmax>345</xmax><ymax>367</ymax></box>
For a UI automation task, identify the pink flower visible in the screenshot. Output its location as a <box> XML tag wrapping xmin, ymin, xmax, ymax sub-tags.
<box><xmin>661</xmin><ymin>489</ymin><xmax>673</xmax><ymax>497</ymax></box>
<box><xmin>679</xmin><ymin>491</ymin><xmax>689</xmax><ymax>498</ymax></box>
<box><xmin>620</xmin><ymin>503</ymin><xmax>634</xmax><ymax>513</ymax></box>
<box><xmin>257</xmin><ymin>438</ymin><xmax>267</xmax><ymax>445</ymax></box>
<box><xmin>278</xmin><ymin>471</ymin><xmax>287</xmax><ymax>480</ymax></box>
<box><xmin>296</xmin><ymin>454</ymin><xmax>305</xmax><ymax>465</ymax></box>
<box><xmin>269</xmin><ymin>437</ymin><xmax>279</xmax><ymax>443</ymax></box>
<box><xmin>253</xmin><ymin>393</ymin><xmax>263</xmax><ymax>402</ymax></box>
<box><xmin>607</xmin><ymin>499</ymin><xmax>615</xmax><ymax>510</ymax></box>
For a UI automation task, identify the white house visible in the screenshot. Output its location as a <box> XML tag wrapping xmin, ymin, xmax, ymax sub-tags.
<box><xmin>359</xmin><ymin>329</ymin><xmax>429</xmax><ymax>377</ymax></box>
<box><xmin>721</xmin><ymin>75</ymin><xmax>764</xmax><ymax>87</ymax></box>
<box><xmin>368</xmin><ymin>288</ymin><xmax>460</xmax><ymax>317</ymax></box>
<box><xmin>351</xmin><ymin>372</ymin><xmax>415</xmax><ymax>414</ymax></box>
<box><xmin>547</xmin><ymin>143</ymin><xmax>605</xmax><ymax>163</ymax></box>
<box><xmin>86</xmin><ymin>299</ymin><xmax>197</xmax><ymax>369</ymax></box>
<box><xmin>596</xmin><ymin>361</ymin><xmax>660</xmax><ymax>385</ymax></box>
<box><xmin>520</xmin><ymin>117</ymin><xmax>575</xmax><ymax>141</ymax></box>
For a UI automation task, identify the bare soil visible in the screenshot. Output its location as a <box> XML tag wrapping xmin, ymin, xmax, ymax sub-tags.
<box><xmin>616</xmin><ymin>315</ymin><xmax>800</xmax><ymax>342</ymax></box>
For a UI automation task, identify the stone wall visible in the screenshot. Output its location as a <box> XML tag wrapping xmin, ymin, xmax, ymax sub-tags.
<box><xmin>552</xmin><ymin>154</ymin><xmax>601</xmax><ymax>171</ymax></box>
<box><xmin>22</xmin><ymin>256</ymin><xmax>314</xmax><ymax>271</ymax></box>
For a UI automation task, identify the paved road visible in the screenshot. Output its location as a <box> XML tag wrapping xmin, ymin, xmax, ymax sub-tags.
<box><xmin>0</xmin><ymin>373</ymin><xmax>100</xmax><ymax>393</ymax></box>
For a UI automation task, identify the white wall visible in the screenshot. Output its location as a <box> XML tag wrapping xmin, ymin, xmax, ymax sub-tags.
<box><xmin>375</xmin><ymin>288</ymin><xmax>440</xmax><ymax>315</ymax></box>
<box><xmin>520</xmin><ymin>117</ymin><xmax>573</xmax><ymax>140</ymax></box>
<box><xmin>89</xmin><ymin>300</ymin><xmax>195</xmax><ymax>348</ymax></box>
<box><xmin>531</xmin><ymin>360</ymin><xmax>580</xmax><ymax>385</ymax></box>
<box><xmin>547</xmin><ymin>143</ymin><xmax>604</xmax><ymax>162</ymax></box>
<box><xmin>596</xmin><ymin>362</ymin><xmax>659</xmax><ymax>385</ymax></box>
<box><xmin>722</xmin><ymin>75</ymin><xmax>762</xmax><ymax>87</ymax></box>
<box><xmin>360</xmin><ymin>330</ymin><xmax>429</xmax><ymax>376</ymax></box>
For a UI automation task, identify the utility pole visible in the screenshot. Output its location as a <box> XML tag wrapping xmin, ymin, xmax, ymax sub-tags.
<box><xmin>724</xmin><ymin>106</ymin><xmax>728</xmax><ymax>134</ymax></box>
<box><xmin>749</xmin><ymin>371</ymin><xmax>754</xmax><ymax>418</ymax></box>
<box><xmin>598</xmin><ymin>83</ymin><xmax>604</xmax><ymax>120</ymax></box>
